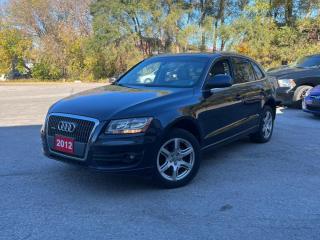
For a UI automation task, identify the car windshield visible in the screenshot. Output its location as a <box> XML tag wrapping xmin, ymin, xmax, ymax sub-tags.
<box><xmin>295</xmin><ymin>56</ymin><xmax>320</xmax><ymax>68</ymax></box>
<box><xmin>117</xmin><ymin>56</ymin><xmax>209</xmax><ymax>88</ymax></box>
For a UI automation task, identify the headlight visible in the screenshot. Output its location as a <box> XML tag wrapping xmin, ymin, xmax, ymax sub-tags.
<box><xmin>305</xmin><ymin>88</ymin><xmax>312</xmax><ymax>97</ymax></box>
<box><xmin>277</xmin><ymin>79</ymin><xmax>296</xmax><ymax>88</ymax></box>
<box><xmin>106</xmin><ymin>117</ymin><xmax>153</xmax><ymax>134</ymax></box>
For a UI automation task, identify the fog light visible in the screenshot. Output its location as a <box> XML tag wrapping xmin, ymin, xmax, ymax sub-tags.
<box><xmin>122</xmin><ymin>153</ymin><xmax>137</xmax><ymax>163</ymax></box>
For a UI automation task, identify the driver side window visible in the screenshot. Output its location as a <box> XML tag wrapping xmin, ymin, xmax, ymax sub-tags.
<box><xmin>209</xmin><ymin>59</ymin><xmax>231</xmax><ymax>77</ymax></box>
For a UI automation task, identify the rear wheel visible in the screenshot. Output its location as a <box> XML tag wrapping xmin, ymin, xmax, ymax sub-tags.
<box><xmin>153</xmin><ymin>129</ymin><xmax>200</xmax><ymax>188</ymax></box>
<box><xmin>250</xmin><ymin>106</ymin><xmax>274</xmax><ymax>143</ymax></box>
<box><xmin>292</xmin><ymin>85</ymin><xmax>313</xmax><ymax>108</ymax></box>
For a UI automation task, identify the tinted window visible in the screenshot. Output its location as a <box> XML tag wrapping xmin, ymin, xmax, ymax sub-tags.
<box><xmin>118</xmin><ymin>57</ymin><xmax>209</xmax><ymax>87</ymax></box>
<box><xmin>232</xmin><ymin>58</ymin><xmax>256</xmax><ymax>83</ymax></box>
<box><xmin>251</xmin><ymin>62</ymin><xmax>264</xmax><ymax>80</ymax></box>
<box><xmin>295</xmin><ymin>56</ymin><xmax>320</xmax><ymax>68</ymax></box>
<box><xmin>209</xmin><ymin>59</ymin><xmax>231</xmax><ymax>77</ymax></box>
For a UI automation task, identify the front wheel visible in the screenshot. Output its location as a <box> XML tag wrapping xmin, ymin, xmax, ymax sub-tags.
<box><xmin>250</xmin><ymin>106</ymin><xmax>275</xmax><ymax>143</ymax></box>
<box><xmin>153</xmin><ymin>129</ymin><xmax>200</xmax><ymax>188</ymax></box>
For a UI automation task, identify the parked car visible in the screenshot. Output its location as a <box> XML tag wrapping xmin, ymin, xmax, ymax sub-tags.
<box><xmin>5</xmin><ymin>69</ymin><xmax>30</xmax><ymax>80</ymax></box>
<box><xmin>268</xmin><ymin>54</ymin><xmax>320</xmax><ymax>108</ymax></box>
<box><xmin>302</xmin><ymin>85</ymin><xmax>320</xmax><ymax>116</ymax></box>
<box><xmin>41</xmin><ymin>53</ymin><xmax>277</xmax><ymax>188</ymax></box>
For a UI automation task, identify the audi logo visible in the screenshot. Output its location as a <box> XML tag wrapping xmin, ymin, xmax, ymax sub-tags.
<box><xmin>57</xmin><ymin>121</ymin><xmax>77</xmax><ymax>133</ymax></box>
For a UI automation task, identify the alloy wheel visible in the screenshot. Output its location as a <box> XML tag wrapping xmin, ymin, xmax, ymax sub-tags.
<box><xmin>262</xmin><ymin>111</ymin><xmax>273</xmax><ymax>139</ymax></box>
<box><xmin>157</xmin><ymin>138</ymin><xmax>195</xmax><ymax>182</ymax></box>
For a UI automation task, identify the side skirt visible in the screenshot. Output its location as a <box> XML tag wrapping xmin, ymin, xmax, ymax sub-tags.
<box><xmin>200</xmin><ymin>125</ymin><xmax>259</xmax><ymax>151</ymax></box>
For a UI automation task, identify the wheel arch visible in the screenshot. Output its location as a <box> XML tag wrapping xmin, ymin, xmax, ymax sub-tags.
<box><xmin>264</xmin><ymin>97</ymin><xmax>277</xmax><ymax>119</ymax></box>
<box><xmin>302</xmin><ymin>83</ymin><xmax>316</xmax><ymax>87</ymax></box>
<box><xmin>164</xmin><ymin>117</ymin><xmax>203</xmax><ymax>144</ymax></box>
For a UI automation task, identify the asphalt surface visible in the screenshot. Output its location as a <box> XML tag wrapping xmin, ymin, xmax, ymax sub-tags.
<box><xmin>0</xmin><ymin>84</ymin><xmax>320</xmax><ymax>240</ymax></box>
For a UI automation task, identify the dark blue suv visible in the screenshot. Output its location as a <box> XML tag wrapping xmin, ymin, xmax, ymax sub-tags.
<box><xmin>41</xmin><ymin>53</ymin><xmax>277</xmax><ymax>188</ymax></box>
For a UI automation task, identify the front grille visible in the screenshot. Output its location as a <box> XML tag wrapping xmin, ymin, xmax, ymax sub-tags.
<box><xmin>310</xmin><ymin>95</ymin><xmax>320</xmax><ymax>99</ymax></box>
<box><xmin>47</xmin><ymin>115</ymin><xmax>95</xmax><ymax>143</ymax></box>
<box><xmin>310</xmin><ymin>96</ymin><xmax>320</xmax><ymax>103</ymax></box>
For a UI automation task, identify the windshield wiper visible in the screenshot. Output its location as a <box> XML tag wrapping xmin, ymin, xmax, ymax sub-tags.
<box><xmin>115</xmin><ymin>82</ymin><xmax>124</xmax><ymax>86</ymax></box>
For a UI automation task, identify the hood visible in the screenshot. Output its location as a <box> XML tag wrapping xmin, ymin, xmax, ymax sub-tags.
<box><xmin>309</xmin><ymin>85</ymin><xmax>320</xmax><ymax>96</ymax></box>
<box><xmin>49</xmin><ymin>84</ymin><xmax>193</xmax><ymax>120</ymax></box>
<box><xmin>268</xmin><ymin>66</ymin><xmax>318</xmax><ymax>79</ymax></box>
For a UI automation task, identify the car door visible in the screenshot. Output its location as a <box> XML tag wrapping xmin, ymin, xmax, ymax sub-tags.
<box><xmin>196</xmin><ymin>57</ymin><xmax>248</xmax><ymax>147</ymax></box>
<box><xmin>230</xmin><ymin>57</ymin><xmax>263</xmax><ymax>129</ymax></box>
<box><xmin>250</xmin><ymin>60</ymin><xmax>269</xmax><ymax>113</ymax></box>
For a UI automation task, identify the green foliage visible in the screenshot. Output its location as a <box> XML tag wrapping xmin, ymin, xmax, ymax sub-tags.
<box><xmin>84</xmin><ymin>35</ymin><xmax>144</xmax><ymax>79</ymax></box>
<box><xmin>32</xmin><ymin>61</ymin><xmax>63</xmax><ymax>80</ymax></box>
<box><xmin>1</xmin><ymin>0</ymin><xmax>320</xmax><ymax>79</ymax></box>
<box><xmin>225</xmin><ymin>0</ymin><xmax>320</xmax><ymax>68</ymax></box>
<box><xmin>0</xmin><ymin>26</ymin><xmax>32</xmax><ymax>74</ymax></box>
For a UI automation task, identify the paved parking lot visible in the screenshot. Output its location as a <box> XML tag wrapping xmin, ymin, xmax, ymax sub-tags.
<box><xmin>0</xmin><ymin>83</ymin><xmax>320</xmax><ymax>240</ymax></box>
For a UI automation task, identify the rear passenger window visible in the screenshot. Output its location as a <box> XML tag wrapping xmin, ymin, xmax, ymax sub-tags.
<box><xmin>209</xmin><ymin>59</ymin><xmax>231</xmax><ymax>77</ymax></box>
<box><xmin>232</xmin><ymin>58</ymin><xmax>256</xmax><ymax>83</ymax></box>
<box><xmin>251</xmin><ymin>62</ymin><xmax>265</xmax><ymax>80</ymax></box>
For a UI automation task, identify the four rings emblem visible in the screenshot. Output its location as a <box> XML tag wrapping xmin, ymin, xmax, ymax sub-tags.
<box><xmin>57</xmin><ymin>121</ymin><xmax>77</xmax><ymax>133</ymax></box>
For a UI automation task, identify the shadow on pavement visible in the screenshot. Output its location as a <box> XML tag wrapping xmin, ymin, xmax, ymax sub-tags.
<box><xmin>0</xmin><ymin>124</ymin><xmax>268</xmax><ymax>193</ymax></box>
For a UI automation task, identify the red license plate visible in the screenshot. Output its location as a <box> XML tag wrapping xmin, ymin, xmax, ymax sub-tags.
<box><xmin>54</xmin><ymin>135</ymin><xmax>74</xmax><ymax>154</ymax></box>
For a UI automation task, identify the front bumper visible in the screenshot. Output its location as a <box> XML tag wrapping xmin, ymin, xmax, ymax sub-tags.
<box><xmin>41</xmin><ymin>117</ymin><xmax>162</xmax><ymax>174</ymax></box>
<box><xmin>275</xmin><ymin>87</ymin><xmax>294</xmax><ymax>105</ymax></box>
<box><xmin>302</xmin><ymin>97</ymin><xmax>320</xmax><ymax>115</ymax></box>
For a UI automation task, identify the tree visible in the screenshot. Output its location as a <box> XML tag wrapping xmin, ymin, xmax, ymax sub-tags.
<box><xmin>1</xmin><ymin>0</ymin><xmax>320</xmax><ymax>79</ymax></box>
<box><xmin>224</xmin><ymin>0</ymin><xmax>320</xmax><ymax>68</ymax></box>
<box><xmin>6</xmin><ymin>0</ymin><xmax>93</xmax><ymax>79</ymax></box>
<box><xmin>0</xmin><ymin>26</ymin><xmax>32</xmax><ymax>75</ymax></box>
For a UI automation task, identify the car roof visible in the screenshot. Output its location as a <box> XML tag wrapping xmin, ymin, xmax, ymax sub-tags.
<box><xmin>149</xmin><ymin>52</ymin><xmax>253</xmax><ymax>60</ymax></box>
<box><xmin>304</xmin><ymin>54</ymin><xmax>320</xmax><ymax>58</ymax></box>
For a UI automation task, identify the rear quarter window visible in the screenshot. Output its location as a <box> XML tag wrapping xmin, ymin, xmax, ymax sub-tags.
<box><xmin>232</xmin><ymin>57</ymin><xmax>256</xmax><ymax>83</ymax></box>
<box><xmin>251</xmin><ymin>62</ymin><xmax>265</xmax><ymax>80</ymax></box>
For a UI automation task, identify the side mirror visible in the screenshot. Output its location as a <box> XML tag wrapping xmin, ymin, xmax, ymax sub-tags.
<box><xmin>206</xmin><ymin>74</ymin><xmax>232</xmax><ymax>89</ymax></box>
<box><xmin>108</xmin><ymin>73</ymin><xmax>124</xmax><ymax>84</ymax></box>
<box><xmin>109</xmin><ymin>77</ymin><xmax>117</xmax><ymax>83</ymax></box>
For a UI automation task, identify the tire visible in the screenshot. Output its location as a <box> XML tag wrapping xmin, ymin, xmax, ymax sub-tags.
<box><xmin>152</xmin><ymin>128</ymin><xmax>200</xmax><ymax>188</ymax></box>
<box><xmin>250</xmin><ymin>106</ymin><xmax>275</xmax><ymax>143</ymax></box>
<box><xmin>292</xmin><ymin>85</ymin><xmax>313</xmax><ymax>109</ymax></box>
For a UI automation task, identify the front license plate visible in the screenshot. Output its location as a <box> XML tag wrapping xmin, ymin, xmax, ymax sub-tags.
<box><xmin>54</xmin><ymin>135</ymin><xmax>74</xmax><ymax>154</ymax></box>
